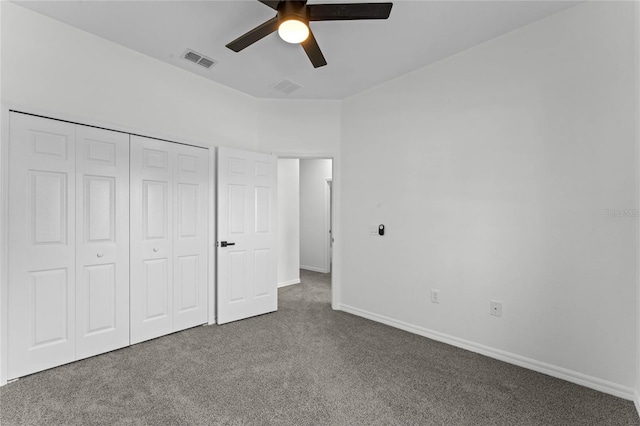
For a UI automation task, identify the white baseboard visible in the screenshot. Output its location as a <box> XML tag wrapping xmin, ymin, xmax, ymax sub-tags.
<box><xmin>634</xmin><ymin>390</ymin><xmax>640</xmax><ymax>418</ymax></box>
<box><xmin>337</xmin><ymin>303</ymin><xmax>635</xmax><ymax>401</ymax></box>
<box><xmin>278</xmin><ymin>278</ymin><xmax>301</xmax><ymax>288</ymax></box>
<box><xmin>300</xmin><ymin>265</ymin><xmax>327</xmax><ymax>273</ymax></box>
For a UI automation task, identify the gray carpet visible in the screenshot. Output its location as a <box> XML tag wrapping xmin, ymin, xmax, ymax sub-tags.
<box><xmin>1</xmin><ymin>269</ymin><xmax>639</xmax><ymax>425</ymax></box>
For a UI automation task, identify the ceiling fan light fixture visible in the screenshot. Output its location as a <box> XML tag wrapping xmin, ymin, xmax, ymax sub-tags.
<box><xmin>278</xmin><ymin>18</ymin><xmax>309</xmax><ymax>44</ymax></box>
<box><xmin>225</xmin><ymin>0</ymin><xmax>393</xmax><ymax>68</ymax></box>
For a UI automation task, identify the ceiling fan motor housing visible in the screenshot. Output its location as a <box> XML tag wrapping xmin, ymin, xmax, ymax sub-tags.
<box><xmin>278</xmin><ymin>1</ymin><xmax>309</xmax><ymax>24</ymax></box>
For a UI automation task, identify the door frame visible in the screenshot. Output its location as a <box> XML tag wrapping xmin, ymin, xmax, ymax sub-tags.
<box><xmin>325</xmin><ymin>178</ymin><xmax>332</xmax><ymax>274</ymax></box>
<box><xmin>0</xmin><ymin>103</ymin><xmax>218</xmax><ymax>385</ymax></box>
<box><xmin>1</xmin><ymin>106</ymin><xmax>10</xmax><ymax>386</ymax></box>
<box><xmin>274</xmin><ymin>153</ymin><xmax>341</xmax><ymax>311</ymax></box>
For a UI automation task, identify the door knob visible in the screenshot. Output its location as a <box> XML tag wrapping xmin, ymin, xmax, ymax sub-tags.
<box><xmin>153</xmin><ymin>248</ymin><xmax>159</xmax><ymax>252</ymax></box>
<box><xmin>220</xmin><ymin>241</ymin><xmax>235</xmax><ymax>247</ymax></box>
<box><xmin>97</xmin><ymin>253</ymin><xmax>104</xmax><ymax>258</ymax></box>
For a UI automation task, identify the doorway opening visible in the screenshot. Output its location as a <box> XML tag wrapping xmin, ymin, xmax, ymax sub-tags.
<box><xmin>277</xmin><ymin>158</ymin><xmax>333</xmax><ymax>304</ymax></box>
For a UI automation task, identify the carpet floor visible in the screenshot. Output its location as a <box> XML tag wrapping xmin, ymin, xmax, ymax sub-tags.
<box><xmin>1</xmin><ymin>269</ymin><xmax>639</xmax><ymax>425</ymax></box>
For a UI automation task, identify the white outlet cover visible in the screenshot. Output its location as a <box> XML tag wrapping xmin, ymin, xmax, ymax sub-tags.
<box><xmin>490</xmin><ymin>300</ymin><xmax>502</xmax><ymax>317</ymax></box>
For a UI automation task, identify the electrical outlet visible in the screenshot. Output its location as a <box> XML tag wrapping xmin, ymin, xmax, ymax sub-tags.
<box><xmin>490</xmin><ymin>300</ymin><xmax>502</xmax><ymax>317</ymax></box>
<box><xmin>431</xmin><ymin>289</ymin><xmax>440</xmax><ymax>304</ymax></box>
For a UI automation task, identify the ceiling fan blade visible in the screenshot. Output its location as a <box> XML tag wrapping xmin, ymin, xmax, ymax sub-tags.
<box><xmin>308</xmin><ymin>3</ymin><xmax>393</xmax><ymax>21</ymax></box>
<box><xmin>258</xmin><ymin>0</ymin><xmax>281</xmax><ymax>10</ymax></box>
<box><xmin>301</xmin><ymin>29</ymin><xmax>327</xmax><ymax>68</ymax></box>
<box><xmin>226</xmin><ymin>16</ymin><xmax>280</xmax><ymax>52</ymax></box>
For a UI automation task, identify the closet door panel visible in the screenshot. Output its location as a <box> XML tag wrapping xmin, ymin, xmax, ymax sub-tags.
<box><xmin>75</xmin><ymin>126</ymin><xmax>130</xmax><ymax>359</ymax></box>
<box><xmin>130</xmin><ymin>136</ymin><xmax>173</xmax><ymax>344</ymax></box>
<box><xmin>173</xmin><ymin>146</ymin><xmax>208</xmax><ymax>332</ymax></box>
<box><xmin>8</xmin><ymin>113</ymin><xmax>77</xmax><ymax>379</ymax></box>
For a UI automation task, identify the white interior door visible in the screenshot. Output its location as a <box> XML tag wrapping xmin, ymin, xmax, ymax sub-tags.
<box><xmin>75</xmin><ymin>126</ymin><xmax>130</xmax><ymax>359</ymax></box>
<box><xmin>8</xmin><ymin>113</ymin><xmax>77</xmax><ymax>379</ymax></box>
<box><xmin>130</xmin><ymin>136</ymin><xmax>174</xmax><ymax>344</ymax></box>
<box><xmin>173</xmin><ymin>145</ymin><xmax>209</xmax><ymax>331</ymax></box>
<box><xmin>217</xmin><ymin>147</ymin><xmax>277</xmax><ymax>325</ymax></box>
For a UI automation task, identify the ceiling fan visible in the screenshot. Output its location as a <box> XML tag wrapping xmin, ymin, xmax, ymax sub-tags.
<box><xmin>225</xmin><ymin>0</ymin><xmax>393</xmax><ymax>68</ymax></box>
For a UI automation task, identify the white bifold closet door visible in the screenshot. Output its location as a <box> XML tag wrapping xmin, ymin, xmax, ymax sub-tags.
<box><xmin>130</xmin><ymin>135</ymin><xmax>208</xmax><ymax>345</ymax></box>
<box><xmin>7</xmin><ymin>113</ymin><xmax>130</xmax><ymax>380</ymax></box>
<box><xmin>75</xmin><ymin>125</ymin><xmax>130</xmax><ymax>360</ymax></box>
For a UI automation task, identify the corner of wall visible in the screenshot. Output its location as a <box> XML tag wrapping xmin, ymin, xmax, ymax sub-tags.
<box><xmin>0</xmin><ymin>105</ymin><xmax>10</xmax><ymax>386</ymax></box>
<box><xmin>636</xmin><ymin>0</ymin><xmax>640</xmax><ymax>418</ymax></box>
<box><xmin>277</xmin><ymin>279</ymin><xmax>301</xmax><ymax>288</ymax></box>
<box><xmin>0</xmin><ymin>2</ymin><xmax>4</xmax><ymax>387</ymax></box>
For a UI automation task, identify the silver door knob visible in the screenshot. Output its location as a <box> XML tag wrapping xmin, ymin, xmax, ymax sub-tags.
<box><xmin>97</xmin><ymin>253</ymin><xmax>104</xmax><ymax>258</ymax></box>
<box><xmin>153</xmin><ymin>248</ymin><xmax>159</xmax><ymax>252</ymax></box>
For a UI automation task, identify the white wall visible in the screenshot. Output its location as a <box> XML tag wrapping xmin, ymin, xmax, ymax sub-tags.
<box><xmin>277</xmin><ymin>159</ymin><xmax>300</xmax><ymax>287</ymax></box>
<box><xmin>256</xmin><ymin>99</ymin><xmax>341</xmax><ymax>156</ymax></box>
<box><xmin>1</xmin><ymin>2</ymin><xmax>259</xmax><ymax>150</ymax></box>
<box><xmin>300</xmin><ymin>159</ymin><xmax>332</xmax><ymax>273</ymax></box>
<box><xmin>0</xmin><ymin>0</ymin><xmax>5</xmax><ymax>390</ymax></box>
<box><xmin>340</xmin><ymin>1</ymin><xmax>638</xmax><ymax>398</ymax></box>
<box><xmin>0</xmin><ymin>2</ymin><xmax>342</xmax><ymax>156</ymax></box>
<box><xmin>636</xmin><ymin>0</ymin><xmax>640</xmax><ymax>415</ymax></box>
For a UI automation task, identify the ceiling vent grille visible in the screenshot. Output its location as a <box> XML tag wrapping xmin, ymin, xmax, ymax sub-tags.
<box><xmin>182</xmin><ymin>49</ymin><xmax>216</xmax><ymax>69</ymax></box>
<box><xmin>271</xmin><ymin>78</ymin><xmax>303</xmax><ymax>95</ymax></box>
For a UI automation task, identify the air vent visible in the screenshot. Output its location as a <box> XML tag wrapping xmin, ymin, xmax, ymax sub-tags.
<box><xmin>198</xmin><ymin>57</ymin><xmax>215</xmax><ymax>68</ymax></box>
<box><xmin>271</xmin><ymin>78</ymin><xmax>303</xmax><ymax>95</ymax></box>
<box><xmin>182</xmin><ymin>49</ymin><xmax>216</xmax><ymax>69</ymax></box>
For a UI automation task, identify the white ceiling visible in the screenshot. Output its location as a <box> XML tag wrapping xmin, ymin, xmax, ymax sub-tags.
<box><xmin>14</xmin><ymin>0</ymin><xmax>579</xmax><ymax>100</ymax></box>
